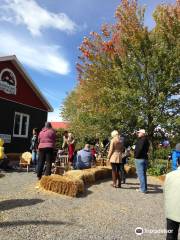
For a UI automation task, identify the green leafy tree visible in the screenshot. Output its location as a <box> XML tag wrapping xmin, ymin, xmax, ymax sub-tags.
<box><xmin>62</xmin><ymin>0</ymin><xmax>180</xmax><ymax>147</ymax></box>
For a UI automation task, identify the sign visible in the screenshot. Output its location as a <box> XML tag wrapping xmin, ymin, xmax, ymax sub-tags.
<box><xmin>0</xmin><ymin>68</ymin><xmax>17</xmax><ymax>95</ymax></box>
<box><xmin>0</xmin><ymin>134</ymin><xmax>11</xmax><ymax>143</ymax></box>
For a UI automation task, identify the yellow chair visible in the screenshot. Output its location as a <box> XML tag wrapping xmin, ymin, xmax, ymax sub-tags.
<box><xmin>0</xmin><ymin>138</ymin><xmax>5</xmax><ymax>160</ymax></box>
<box><xmin>19</xmin><ymin>152</ymin><xmax>32</xmax><ymax>172</ymax></box>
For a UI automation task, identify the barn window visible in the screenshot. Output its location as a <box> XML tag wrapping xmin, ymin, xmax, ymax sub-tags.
<box><xmin>13</xmin><ymin>112</ymin><xmax>30</xmax><ymax>138</ymax></box>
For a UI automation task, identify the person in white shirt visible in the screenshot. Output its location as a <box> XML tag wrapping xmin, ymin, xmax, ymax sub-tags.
<box><xmin>164</xmin><ymin>157</ymin><xmax>180</xmax><ymax>240</ymax></box>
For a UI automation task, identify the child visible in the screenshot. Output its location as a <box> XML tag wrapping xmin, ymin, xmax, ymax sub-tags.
<box><xmin>30</xmin><ymin>128</ymin><xmax>39</xmax><ymax>172</ymax></box>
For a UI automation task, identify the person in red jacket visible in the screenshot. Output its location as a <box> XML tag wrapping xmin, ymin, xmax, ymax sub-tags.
<box><xmin>91</xmin><ymin>145</ymin><xmax>96</xmax><ymax>164</ymax></box>
<box><xmin>68</xmin><ymin>133</ymin><xmax>75</xmax><ymax>164</ymax></box>
<box><xmin>37</xmin><ymin>122</ymin><xmax>56</xmax><ymax>180</ymax></box>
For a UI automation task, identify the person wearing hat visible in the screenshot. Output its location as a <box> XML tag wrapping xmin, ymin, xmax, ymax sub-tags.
<box><xmin>134</xmin><ymin>129</ymin><xmax>150</xmax><ymax>193</ymax></box>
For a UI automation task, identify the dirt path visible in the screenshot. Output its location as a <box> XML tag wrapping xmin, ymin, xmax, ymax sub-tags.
<box><xmin>0</xmin><ymin>171</ymin><xmax>165</xmax><ymax>240</ymax></box>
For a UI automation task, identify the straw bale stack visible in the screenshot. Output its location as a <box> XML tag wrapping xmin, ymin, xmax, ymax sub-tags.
<box><xmin>39</xmin><ymin>166</ymin><xmax>136</xmax><ymax>197</ymax></box>
<box><xmin>65</xmin><ymin>169</ymin><xmax>95</xmax><ymax>185</ymax></box>
<box><xmin>40</xmin><ymin>174</ymin><xmax>84</xmax><ymax>197</ymax></box>
<box><xmin>88</xmin><ymin>167</ymin><xmax>111</xmax><ymax>181</ymax></box>
<box><xmin>65</xmin><ymin>167</ymin><xmax>111</xmax><ymax>183</ymax></box>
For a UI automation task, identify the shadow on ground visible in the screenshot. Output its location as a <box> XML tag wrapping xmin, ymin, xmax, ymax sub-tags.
<box><xmin>0</xmin><ymin>220</ymin><xmax>80</xmax><ymax>228</ymax></box>
<box><xmin>79</xmin><ymin>178</ymin><xmax>113</xmax><ymax>198</ymax></box>
<box><xmin>0</xmin><ymin>173</ymin><xmax>5</xmax><ymax>178</ymax></box>
<box><xmin>122</xmin><ymin>182</ymin><xmax>163</xmax><ymax>194</ymax></box>
<box><xmin>0</xmin><ymin>199</ymin><xmax>44</xmax><ymax>211</ymax></box>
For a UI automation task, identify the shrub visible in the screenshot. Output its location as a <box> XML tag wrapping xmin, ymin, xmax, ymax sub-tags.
<box><xmin>55</xmin><ymin>128</ymin><xmax>65</xmax><ymax>150</ymax></box>
<box><xmin>148</xmin><ymin>158</ymin><xmax>168</xmax><ymax>176</ymax></box>
<box><xmin>149</xmin><ymin>147</ymin><xmax>171</xmax><ymax>160</ymax></box>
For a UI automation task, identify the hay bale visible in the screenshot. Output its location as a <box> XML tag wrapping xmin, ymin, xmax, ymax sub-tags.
<box><xmin>65</xmin><ymin>169</ymin><xmax>95</xmax><ymax>185</ymax></box>
<box><xmin>40</xmin><ymin>166</ymin><xmax>113</xmax><ymax>197</ymax></box>
<box><xmin>66</xmin><ymin>167</ymin><xmax>111</xmax><ymax>183</ymax></box>
<box><xmin>40</xmin><ymin>174</ymin><xmax>84</xmax><ymax>197</ymax></box>
<box><xmin>91</xmin><ymin>167</ymin><xmax>111</xmax><ymax>181</ymax></box>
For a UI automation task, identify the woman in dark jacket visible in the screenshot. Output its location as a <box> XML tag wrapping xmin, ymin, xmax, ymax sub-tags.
<box><xmin>37</xmin><ymin>122</ymin><xmax>56</xmax><ymax>180</ymax></box>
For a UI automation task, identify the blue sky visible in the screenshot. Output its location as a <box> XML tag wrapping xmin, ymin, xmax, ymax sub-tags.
<box><xmin>0</xmin><ymin>0</ymin><xmax>175</xmax><ymax>121</ymax></box>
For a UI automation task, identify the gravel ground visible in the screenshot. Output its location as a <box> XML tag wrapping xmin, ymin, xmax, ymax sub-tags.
<box><xmin>0</xmin><ymin>170</ymin><xmax>167</xmax><ymax>240</ymax></box>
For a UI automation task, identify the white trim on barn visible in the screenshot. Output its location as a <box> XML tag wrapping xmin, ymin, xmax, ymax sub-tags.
<box><xmin>0</xmin><ymin>55</ymin><xmax>53</xmax><ymax>112</ymax></box>
<box><xmin>13</xmin><ymin>112</ymin><xmax>30</xmax><ymax>138</ymax></box>
<box><xmin>0</xmin><ymin>96</ymin><xmax>48</xmax><ymax>112</ymax></box>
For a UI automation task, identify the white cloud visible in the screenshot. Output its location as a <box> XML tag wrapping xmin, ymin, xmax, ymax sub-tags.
<box><xmin>0</xmin><ymin>0</ymin><xmax>77</xmax><ymax>36</ymax></box>
<box><xmin>0</xmin><ymin>31</ymin><xmax>70</xmax><ymax>75</ymax></box>
<box><xmin>48</xmin><ymin>107</ymin><xmax>62</xmax><ymax>121</ymax></box>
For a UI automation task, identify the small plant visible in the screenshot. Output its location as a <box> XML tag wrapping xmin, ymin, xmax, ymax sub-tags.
<box><xmin>147</xmin><ymin>164</ymin><xmax>167</xmax><ymax>176</ymax></box>
<box><xmin>149</xmin><ymin>147</ymin><xmax>171</xmax><ymax>161</ymax></box>
<box><xmin>127</xmin><ymin>157</ymin><xmax>135</xmax><ymax>166</ymax></box>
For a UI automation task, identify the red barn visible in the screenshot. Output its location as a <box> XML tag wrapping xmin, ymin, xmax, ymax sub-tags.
<box><xmin>0</xmin><ymin>55</ymin><xmax>53</xmax><ymax>153</ymax></box>
<box><xmin>51</xmin><ymin>122</ymin><xmax>70</xmax><ymax>130</ymax></box>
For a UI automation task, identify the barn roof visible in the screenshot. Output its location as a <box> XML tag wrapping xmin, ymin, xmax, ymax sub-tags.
<box><xmin>51</xmin><ymin>122</ymin><xmax>70</xmax><ymax>129</ymax></box>
<box><xmin>0</xmin><ymin>55</ymin><xmax>53</xmax><ymax>112</ymax></box>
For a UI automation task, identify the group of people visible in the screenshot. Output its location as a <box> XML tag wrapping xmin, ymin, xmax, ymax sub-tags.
<box><xmin>60</xmin><ymin>131</ymin><xmax>95</xmax><ymax>169</ymax></box>
<box><xmin>30</xmin><ymin>123</ymin><xmax>96</xmax><ymax>179</ymax></box>
<box><xmin>30</xmin><ymin>122</ymin><xmax>180</xmax><ymax>240</ymax></box>
<box><xmin>30</xmin><ymin>123</ymin><xmax>148</xmax><ymax>189</ymax></box>
<box><xmin>108</xmin><ymin>129</ymin><xmax>180</xmax><ymax>240</ymax></box>
<box><xmin>107</xmin><ymin>129</ymin><xmax>149</xmax><ymax>190</ymax></box>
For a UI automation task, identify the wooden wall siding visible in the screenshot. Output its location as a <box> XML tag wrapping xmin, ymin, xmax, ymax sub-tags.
<box><xmin>0</xmin><ymin>98</ymin><xmax>47</xmax><ymax>153</ymax></box>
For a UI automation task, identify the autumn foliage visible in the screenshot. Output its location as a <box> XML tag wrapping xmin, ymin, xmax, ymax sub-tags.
<box><xmin>62</xmin><ymin>0</ymin><xmax>180</xmax><ymax>145</ymax></box>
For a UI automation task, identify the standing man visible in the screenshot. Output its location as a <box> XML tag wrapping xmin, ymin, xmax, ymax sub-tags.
<box><xmin>134</xmin><ymin>129</ymin><xmax>149</xmax><ymax>193</ymax></box>
<box><xmin>164</xmin><ymin>157</ymin><xmax>180</xmax><ymax>240</ymax></box>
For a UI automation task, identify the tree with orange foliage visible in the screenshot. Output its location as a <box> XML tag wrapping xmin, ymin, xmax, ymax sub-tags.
<box><xmin>62</xmin><ymin>0</ymin><xmax>180</xmax><ymax>147</ymax></box>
